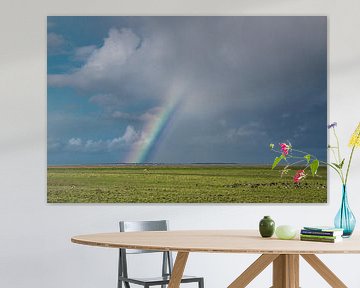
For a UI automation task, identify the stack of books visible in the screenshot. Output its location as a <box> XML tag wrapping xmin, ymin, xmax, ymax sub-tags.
<box><xmin>300</xmin><ymin>226</ymin><xmax>344</xmax><ymax>243</ymax></box>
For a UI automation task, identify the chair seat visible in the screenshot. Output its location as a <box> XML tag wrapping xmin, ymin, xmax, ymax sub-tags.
<box><xmin>119</xmin><ymin>274</ymin><xmax>203</xmax><ymax>286</ymax></box>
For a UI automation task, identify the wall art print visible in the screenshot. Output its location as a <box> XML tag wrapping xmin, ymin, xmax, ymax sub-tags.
<box><xmin>47</xmin><ymin>16</ymin><xmax>327</xmax><ymax>203</ymax></box>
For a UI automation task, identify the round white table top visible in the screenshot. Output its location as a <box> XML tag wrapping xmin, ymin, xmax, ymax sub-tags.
<box><xmin>71</xmin><ymin>230</ymin><xmax>360</xmax><ymax>254</ymax></box>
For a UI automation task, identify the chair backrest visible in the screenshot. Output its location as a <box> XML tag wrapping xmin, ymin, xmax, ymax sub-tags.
<box><xmin>119</xmin><ymin>220</ymin><xmax>169</xmax><ymax>254</ymax></box>
<box><xmin>118</xmin><ymin>220</ymin><xmax>174</xmax><ymax>282</ymax></box>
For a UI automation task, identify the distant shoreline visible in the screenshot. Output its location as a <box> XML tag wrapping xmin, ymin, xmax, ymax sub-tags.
<box><xmin>48</xmin><ymin>163</ymin><xmax>272</xmax><ymax>168</ymax></box>
<box><xmin>47</xmin><ymin>163</ymin><xmax>327</xmax><ymax>169</ymax></box>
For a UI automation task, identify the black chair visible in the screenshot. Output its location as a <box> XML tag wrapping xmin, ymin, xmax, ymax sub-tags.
<box><xmin>118</xmin><ymin>220</ymin><xmax>204</xmax><ymax>288</ymax></box>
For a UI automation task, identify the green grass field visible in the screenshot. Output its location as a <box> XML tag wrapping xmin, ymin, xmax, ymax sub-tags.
<box><xmin>47</xmin><ymin>165</ymin><xmax>327</xmax><ymax>203</ymax></box>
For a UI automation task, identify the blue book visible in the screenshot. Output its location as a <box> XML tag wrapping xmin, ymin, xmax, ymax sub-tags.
<box><xmin>302</xmin><ymin>226</ymin><xmax>343</xmax><ymax>236</ymax></box>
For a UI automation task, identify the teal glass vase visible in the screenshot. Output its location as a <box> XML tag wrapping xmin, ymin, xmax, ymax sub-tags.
<box><xmin>334</xmin><ymin>185</ymin><xmax>356</xmax><ymax>237</ymax></box>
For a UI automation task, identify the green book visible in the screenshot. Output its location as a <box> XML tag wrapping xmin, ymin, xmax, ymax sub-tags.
<box><xmin>300</xmin><ymin>235</ymin><xmax>342</xmax><ymax>243</ymax></box>
<box><xmin>300</xmin><ymin>234</ymin><xmax>340</xmax><ymax>240</ymax></box>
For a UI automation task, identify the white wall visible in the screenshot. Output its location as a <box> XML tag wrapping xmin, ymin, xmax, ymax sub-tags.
<box><xmin>1</xmin><ymin>0</ymin><xmax>360</xmax><ymax>287</ymax></box>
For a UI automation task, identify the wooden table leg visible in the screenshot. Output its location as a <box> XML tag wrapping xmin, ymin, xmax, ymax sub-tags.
<box><xmin>168</xmin><ymin>252</ymin><xmax>189</xmax><ymax>288</ymax></box>
<box><xmin>272</xmin><ymin>254</ymin><xmax>299</xmax><ymax>288</ymax></box>
<box><xmin>288</xmin><ymin>255</ymin><xmax>299</xmax><ymax>288</ymax></box>
<box><xmin>301</xmin><ymin>254</ymin><xmax>347</xmax><ymax>288</ymax></box>
<box><xmin>228</xmin><ymin>254</ymin><xmax>279</xmax><ymax>288</ymax></box>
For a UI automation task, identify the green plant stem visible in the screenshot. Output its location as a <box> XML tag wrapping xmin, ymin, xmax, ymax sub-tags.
<box><xmin>271</xmin><ymin>148</ymin><xmax>313</xmax><ymax>161</ymax></box>
<box><xmin>330</xmin><ymin>147</ymin><xmax>339</xmax><ymax>164</ymax></box>
<box><xmin>333</xmin><ymin>127</ymin><xmax>343</xmax><ymax>166</ymax></box>
<box><xmin>271</xmin><ymin>147</ymin><xmax>344</xmax><ymax>182</ymax></box>
<box><xmin>319</xmin><ymin>160</ymin><xmax>344</xmax><ymax>182</ymax></box>
<box><xmin>345</xmin><ymin>146</ymin><xmax>355</xmax><ymax>185</ymax></box>
<box><xmin>285</xmin><ymin>159</ymin><xmax>307</xmax><ymax>168</ymax></box>
<box><xmin>345</xmin><ymin>145</ymin><xmax>356</xmax><ymax>185</ymax></box>
<box><xmin>332</xmin><ymin>127</ymin><xmax>346</xmax><ymax>182</ymax></box>
<box><xmin>293</xmin><ymin>148</ymin><xmax>345</xmax><ymax>183</ymax></box>
<box><xmin>291</xmin><ymin>149</ymin><xmax>319</xmax><ymax>161</ymax></box>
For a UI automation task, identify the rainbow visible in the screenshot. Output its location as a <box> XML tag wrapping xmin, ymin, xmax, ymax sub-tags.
<box><xmin>125</xmin><ymin>85</ymin><xmax>183</xmax><ymax>163</ymax></box>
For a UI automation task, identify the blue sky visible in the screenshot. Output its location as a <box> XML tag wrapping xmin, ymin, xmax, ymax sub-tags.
<box><xmin>47</xmin><ymin>16</ymin><xmax>327</xmax><ymax>165</ymax></box>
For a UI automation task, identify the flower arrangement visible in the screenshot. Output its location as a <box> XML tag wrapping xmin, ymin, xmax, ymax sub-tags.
<box><xmin>270</xmin><ymin>122</ymin><xmax>360</xmax><ymax>184</ymax></box>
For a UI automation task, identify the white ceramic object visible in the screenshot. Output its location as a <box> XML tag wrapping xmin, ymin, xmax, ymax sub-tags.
<box><xmin>275</xmin><ymin>225</ymin><xmax>297</xmax><ymax>240</ymax></box>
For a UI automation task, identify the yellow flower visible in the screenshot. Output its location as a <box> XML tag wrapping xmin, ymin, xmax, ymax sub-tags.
<box><xmin>349</xmin><ymin>122</ymin><xmax>360</xmax><ymax>147</ymax></box>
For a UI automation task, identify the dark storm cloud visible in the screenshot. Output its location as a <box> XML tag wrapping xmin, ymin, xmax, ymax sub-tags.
<box><xmin>139</xmin><ymin>16</ymin><xmax>328</xmax><ymax>163</ymax></box>
<box><xmin>48</xmin><ymin>16</ymin><xmax>327</xmax><ymax>164</ymax></box>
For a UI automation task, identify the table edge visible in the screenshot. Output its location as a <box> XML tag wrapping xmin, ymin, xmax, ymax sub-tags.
<box><xmin>71</xmin><ymin>235</ymin><xmax>360</xmax><ymax>254</ymax></box>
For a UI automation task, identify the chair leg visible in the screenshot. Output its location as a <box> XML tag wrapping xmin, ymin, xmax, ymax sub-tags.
<box><xmin>198</xmin><ymin>278</ymin><xmax>204</xmax><ymax>288</ymax></box>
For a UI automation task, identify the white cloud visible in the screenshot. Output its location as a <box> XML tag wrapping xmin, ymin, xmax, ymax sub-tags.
<box><xmin>84</xmin><ymin>28</ymin><xmax>139</xmax><ymax>71</ymax></box>
<box><xmin>68</xmin><ymin>137</ymin><xmax>82</xmax><ymax>146</ymax></box>
<box><xmin>84</xmin><ymin>139</ymin><xmax>104</xmax><ymax>152</ymax></box>
<box><xmin>48</xmin><ymin>32</ymin><xmax>65</xmax><ymax>47</ymax></box>
<box><xmin>138</xmin><ymin>106</ymin><xmax>162</xmax><ymax>122</ymax></box>
<box><xmin>226</xmin><ymin>122</ymin><xmax>267</xmax><ymax>140</ymax></box>
<box><xmin>47</xmin><ymin>26</ymin><xmax>178</xmax><ymax>110</ymax></box>
<box><xmin>47</xmin><ymin>32</ymin><xmax>67</xmax><ymax>55</ymax></box>
<box><xmin>123</xmin><ymin>126</ymin><xmax>140</xmax><ymax>143</ymax></box>
<box><xmin>61</xmin><ymin>126</ymin><xmax>142</xmax><ymax>153</ymax></box>
<box><xmin>111</xmin><ymin>111</ymin><xmax>132</xmax><ymax>120</ymax></box>
<box><xmin>73</xmin><ymin>45</ymin><xmax>97</xmax><ymax>62</ymax></box>
<box><xmin>110</xmin><ymin>106</ymin><xmax>162</xmax><ymax>122</ymax></box>
<box><xmin>48</xmin><ymin>28</ymin><xmax>142</xmax><ymax>89</ymax></box>
<box><xmin>89</xmin><ymin>94</ymin><xmax>124</xmax><ymax>110</ymax></box>
<box><xmin>66</xmin><ymin>138</ymin><xmax>82</xmax><ymax>151</ymax></box>
<box><xmin>108</xmin><ymin>126</ymin><xmax>140</xmax><ymax>150</ymax></box>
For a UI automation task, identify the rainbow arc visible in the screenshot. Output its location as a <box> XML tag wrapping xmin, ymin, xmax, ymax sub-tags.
<box><xmin>125</xmin><ymin>83</ymin><xmax>184</xmax><ymax>163</ymax></box>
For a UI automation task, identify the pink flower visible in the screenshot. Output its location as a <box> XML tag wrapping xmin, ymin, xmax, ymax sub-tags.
<box><xmin>293</xmin><ymin>170</ymin><xmax>306</xmax><ymax>183</ymax></box>
<box><xmin>279</xmin><ymin>143</ymin><xmax>290</xmax><ymax>156</ymax></box>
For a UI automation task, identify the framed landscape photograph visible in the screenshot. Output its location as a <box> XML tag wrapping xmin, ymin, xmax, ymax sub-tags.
<box><xmin>47</xmin><ymin>16</ymin><xmax>327</xmax><ymax>203</ymax></box>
